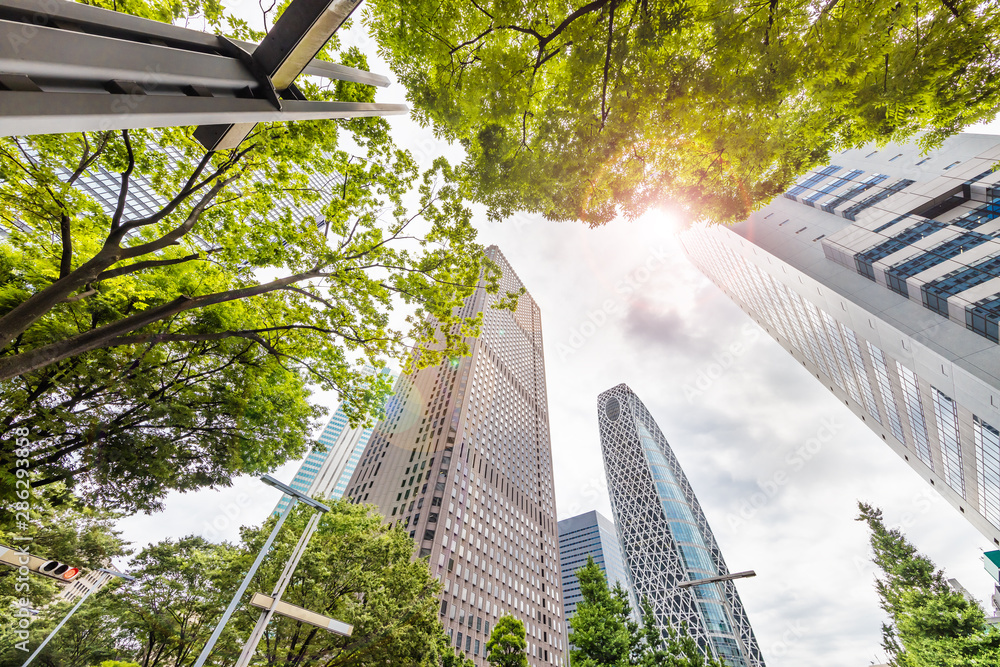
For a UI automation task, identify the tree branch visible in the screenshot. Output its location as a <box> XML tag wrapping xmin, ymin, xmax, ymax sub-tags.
<box><xmin>600</xmin><ymin>1</ymin><xmax>617</xmax><ymax>129</ymax></box>
<box><xmin>110</xmin><ymin>129</ymin><xmax>136</xmax><ymax>231</ymax></box>
<box><xmin>0</xmin><ymin>268</ymin><xmax>329</xmax><ymax>381</ymax></box>
<box><xmin>94</xmin><ymin>252</ymin><xmax>211</xmax><ymax>283</ymax></box>
<box><xmin>59</xmin><ymin>214</ymin><xmax>73</xmax><ymax>279</ymax></box>
<box><xmin>0</xmin><ymin>152</ymin><xmax>240</xmax><ymax>350</ymax></box>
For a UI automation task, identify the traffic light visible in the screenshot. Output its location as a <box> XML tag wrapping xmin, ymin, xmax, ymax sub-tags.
<box><xmin>0</xmin><ymin>546</ymin><xmax>82</xmax><ymax>582</ymax></box>
<box><xmin>38</xmin><ymin>560</ymin><xmax>81</xmax><ymax>581</ymax></box>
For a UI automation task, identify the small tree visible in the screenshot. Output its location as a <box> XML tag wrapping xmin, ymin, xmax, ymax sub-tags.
<box><xmin>102</xmin><ymin>536</ymin><xmax>240</xmax><ymax>667</ymax></box>
<box><xmin>858</xmin><ymin>502</ymin><xmax>1000</xmax><ymax>666</ymax></box>
<box><xmin>568</xmin><ymin>555</ymin><xmax>634</xmax><ymax>667</ymax></box>
<box><xmin>569</xmin><ymin>556</ymin><xmax>725</xmax><ymax>667</ymax></box>
<box><xmin>633</xmin><ymin>598</ymin><xmax>726</xmax><ymax>667</ymax></box>
<box><xmin>439</xmin><ymin>639</ymin><xmax>476</xmax><ymax>667</ymax></box>
<box><xmin>485</xmin><ymin>615</ymin><xmax>528</xmax><ymax>667</ymax></box>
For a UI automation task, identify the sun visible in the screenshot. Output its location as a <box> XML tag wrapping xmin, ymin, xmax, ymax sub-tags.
<box><xmin>635</xmin><ymin>205</ymin><xmax>687</xmax><ymax>244</ymax></box>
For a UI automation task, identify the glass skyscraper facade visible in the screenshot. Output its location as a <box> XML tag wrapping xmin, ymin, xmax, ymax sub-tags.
<box><xmin>597</xmin><ymin>384</ymin><xmax>765</xmax><ymax>667</ymax></box>
<box><xmin>557</xmin><ymin>510</ymin><xmax>635</xmax><ymax>621</ymax></box>
<box><xmin>681</xmin><ymin>133</ymin><xmax>1000</xmax><ymax>546</ymax></box>
<box><xmin>344</xmin><ymin>247</ymin><xmax>565</xmax><ymax>667</ymax></box>
<box><xmin>274</xmin><ymin>368</ymin><xmax>396</xmax><ymax>515</ymax></box>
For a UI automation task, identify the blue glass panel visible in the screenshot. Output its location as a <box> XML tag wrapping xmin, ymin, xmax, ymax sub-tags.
<box><xmin>679</xmin><ymin>544</ymin><xmax>716</xmax><ymax>573</ymax></box>
<box><xmin>843</xmin><ymin>178</ymin><xmax>915</xmax><ymax>221</ymax></box>
<box><xmin>785</xmin><ymin>165</ymin><xmax>842</xmax><ymax>198</ymax></box>
<box><xmin>967</xmin><ymin>295</ymin><xmax>1000</xmax><ymax>342</ymax></box>
<box><xmin>821</xmin><ymin>173</ymin><xmax>888</xmax><ymax>213</ymax></box>
<box><xmin>661</xmin><ymin>500</ymin><xmax>696</xmax><ymax>523</ymax></box>
<box><xmin>668</xmin><ymin>520</ymin><xmax>707</xmax><ymax>547</ymax></box>
<box><xmin>655</xmin><ymin>479</ymin><xmax>686</xmax><ymax>501</ymax></box>
<box><xmin>698</xmin><ymin>601</ymin><xmax>732</xmax><ymax>634</ymax></box>
<box><xmin>922</xmin><ymin>255</ymin><xmax>1000</xmax><ymax>316</ymax></box>
<box><xmin>691</xmin><ymin>583</ymin><xmax>722</xmax><ymax>600</ymax></box>
<box><xmin>854</xmin><ymin>219</ymin><xmax>946</xmax><ymax>280</ymax></box>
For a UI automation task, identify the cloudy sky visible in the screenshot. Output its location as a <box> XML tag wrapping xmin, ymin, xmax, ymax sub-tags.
<box><xmin>118</xmin><ymin>8</ymin><xmax>1000</xmax><ymax>666</ymax></box>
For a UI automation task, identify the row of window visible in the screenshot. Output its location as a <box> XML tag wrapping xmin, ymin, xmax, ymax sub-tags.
<box><xmin>685</xmin><ymin>230</ymin><xmax>996</xmax><ymax>510</ymax></box>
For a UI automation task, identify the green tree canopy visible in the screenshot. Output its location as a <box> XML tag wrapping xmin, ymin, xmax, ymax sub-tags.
<box><xmin>103</xmin><ymin>535</ymin><xmax>240</xmax><ymax>667</ymax></box>
<box><xmin>227</xmin><ymin>499</ymin><xmax>446</xmax><ymax>666</ymax></box>
<box><xmin>9</xmin><ymin>500</ymin><xmax>457</xmax><ymax>666</ymax></box>
<box><xmin>364</xmin><ymin>0</ymin><xmax>1000</xmax><ymax>225</ymax></box>
<box><xmin>0</xmin><ymin>598</ymin><xmax>122</xmax><ymax>667</ymax></box>
<box><xmin>485</xmin><ymin>615</ymin><xmax>528</xmax><ymax>667</ymax></box>
<box><xmin>0</xmin><ymin>489</ymin><xmax>130</xmax><ymax>662</ymax></box>
<box><xmin>568</xmin><ymin>556</ymin><xmax>725</xmax><ymax>667</ymax></box>
<box><xmin>0</xmin><ymin>488</ymin><xmax>130</xmax><ymax>618</ymax></box>
<box><xmin>0</xmin><ymin>0</ymin><xmax>508</xmax><ymax>513</ymax></box>
<box><xmin>858</xmin><ymin>502</ymin><xmax>1000</xmax><ymax>666</ymax></box>
<box><xmin>568</xmin><ymin>555</ymin><xmax>635</xmax><ymax>667</ymax></box>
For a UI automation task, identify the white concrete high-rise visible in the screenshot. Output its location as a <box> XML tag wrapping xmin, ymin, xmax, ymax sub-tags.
<box><xmin>344</xmin><ymin>247</ymin><xmax>565</xmax><ymax>667</ymax></box>
<box><xmin>681</xmin><ymin>133</ymin><xmax>1000</xmax><ymax>546</ymax></box>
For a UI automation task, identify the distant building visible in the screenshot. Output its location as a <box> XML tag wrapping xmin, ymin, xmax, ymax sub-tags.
<box><xmin>57</xmin><ymin>564</ymin><xmax>122</xmax><ymax>602</ymax></box>
<box><xmin>984</xmin><ymin>550</ymin><xmax>1000</xmax><ymax>618</ymax></box>
<box><xmin>558</xmin><ymin>510</ymin><xmax>636</xmax><ymax>622</ymax></box>
<box><xmin>946</xmin><ymin>577</ymin><xmax>978</xmax><ymax>604</ymax></box>
<box><xmin>681</xmin><ymin>135</ymin><xmax>1000</xmax><ymax>546</ymax></box>
<box><xmin>598</xmin><ymin>384</ymin><xmax>765</xmax><ymax>667</ymax></box>
<box><xmin>273</xmin><ymin>368</ymin><xmax>396</xmax><ymax>515</ymax></box>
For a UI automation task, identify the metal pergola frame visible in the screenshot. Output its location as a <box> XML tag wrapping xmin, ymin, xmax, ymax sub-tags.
<box><xmin>0</xmin><ymin>0</ymin><xmax>406</xmax><ymax>147</ymax></box>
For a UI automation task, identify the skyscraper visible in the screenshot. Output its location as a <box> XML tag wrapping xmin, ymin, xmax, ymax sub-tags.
<box><xmin>344</xmin><ymin>247</ymin><xmax>565</xmax><ymax>666</ymax></box>
<box><xmin>680</xmin><ymin>134</ymin><xmax>1000</xmax><ymax>546</ymax></box>
<box><xmin>558</xmin><ymin>510</ymin><xmax>635</xmax><ymax>621</ymax></box>
<box><xmin>597</xmin><ymin>384</ymin><xmax>766</xmax><ymax>667</ymax></box>
<box><xmin>273</xmin><ymin>369</ymin><xmax>396</xmax><ymax>515</ymax></box>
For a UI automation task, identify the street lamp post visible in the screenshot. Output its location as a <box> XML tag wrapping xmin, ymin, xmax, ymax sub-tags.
<box><xmin>191</xmin><ymin>475</ymin><xmax>330</xmax><ymax>667</ymax></box>
<box><xmin>678</xmin><ymin>570</ymin><xmax>756</xmax><ymax>664</ymax></box>
<box><xmin>233</xmin><ymin>509</ymin><xmax>324</xmax><ymax>667</ymax></box>
<box><xmin>22</xmin><ymin>568</ymin><xmax>135</xmax><ymax>667</ymax></box>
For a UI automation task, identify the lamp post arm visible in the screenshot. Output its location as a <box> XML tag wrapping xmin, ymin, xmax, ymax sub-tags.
<box><xmin>192</xmin><ymin>496</ymin><xmax>298</xmax><ymax>667</ymax></box>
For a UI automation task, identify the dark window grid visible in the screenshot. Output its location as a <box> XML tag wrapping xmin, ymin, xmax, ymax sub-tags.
<box><xmin>884</xmin><ymin>232</ymin><xmax>991</xmax><ymax>297</ymax></box>
<box><xmin>869</xmin><ymin>342</ymin><xmax>906</xmax><ymax>443</ymax></box>
<box><xmin>933</xmin><ymin>392</ymin><xmax>962</xmax><ymax>482</ymax></box>
<box><xmin>784</xmin><ymin>165</ymin><xmax>843</xmax><ymax>199</ymax></box>
<box><xmin>843</xmin><ymin>326</ymin><xmax>882</xmax><ymax>423</ymax></box>
<box><xmin>843</xmin><ymin>179</ymin><xmax>915</xmax><ymax>221</ymax></box>
<box><xmin>801</xmin><ymin>169</ymin><xmax>865</xmax><ymax>207</ymax></box>
<box><xmin>966</xmin><ymin>294</ymin><xmax>1000</xmax><ymax>343</ymax></box>
<box><xmin>873</xmin><ymin>214</ymin><xmax>913</xmax><ymax>234</ymax></box>
<box><xmin>921</xmin><ymin>254</ymin><xmax>1000</xmax><ymax>316</ymax></box>
<box><xmin>965</xmin><ymin>166</ymin><xmax>1000</xmax><ymax>185</ymax></box>
<box><xmin>820</xmin><ymin>174</ymin><xmax>889</xmax><ymax>213</ymax></box>
<box><xmin>975</xmin><ymin>417</ymin><xmax>1000</xmax><ymax>528</ymax></box>
<box><xmin>950</xmin><ymin>199</ymin><xmax>1000</xmax><ymax>231</ymax></box>
<box><xmin>854</xmin><ymin>220</ymin><xmax>948</xmax><ymax>282</ymax></box>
